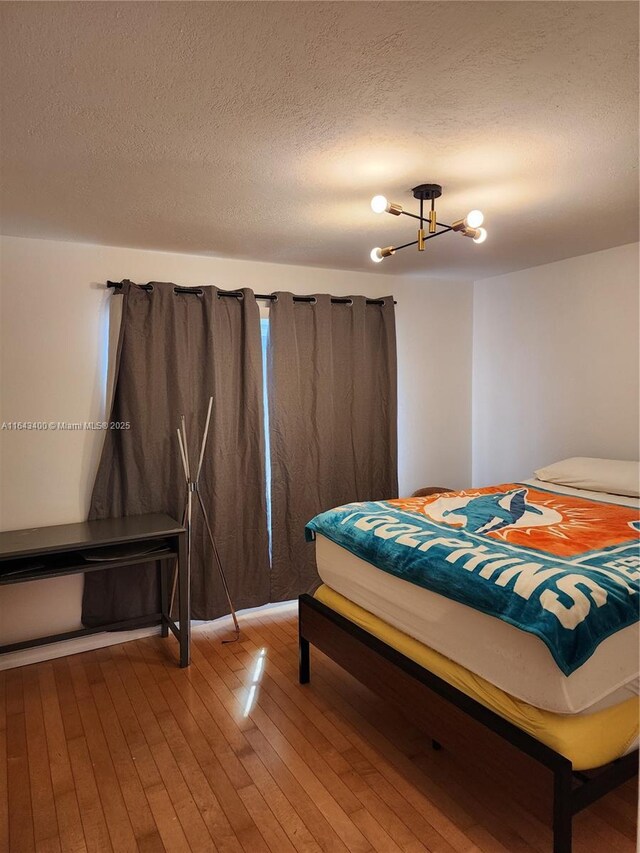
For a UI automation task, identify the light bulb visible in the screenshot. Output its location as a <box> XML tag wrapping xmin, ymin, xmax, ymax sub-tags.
<box><xmin>465</xmin><ymin>209</ymin><xmax>484</xmax><ymax>228</ymax></box>
<box><xmin>370</xmin><ymin>247</ymin><xmax>384</xmax><ymax>263</ymax></box>
<box><xmin>370</xmin><ymin>195</ymin><xmax>388</xmax><ymax>214</ymax></box>
<box><xmin>473</xmin><ymin>227</ymin><xmax>487</xmax><ymax>244</ymax></box>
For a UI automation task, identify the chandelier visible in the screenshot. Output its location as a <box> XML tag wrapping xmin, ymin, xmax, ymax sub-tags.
<box><xmin>369</xmin><ymin>183</ymin><xmax>487</xmax><ymax>263</ymax></box>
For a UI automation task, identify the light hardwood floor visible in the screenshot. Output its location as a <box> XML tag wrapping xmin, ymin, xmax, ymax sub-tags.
<box><xmin>1</xmin><ymin>603</ymin><xmax>637</xmax><ymax>852</ymax></box>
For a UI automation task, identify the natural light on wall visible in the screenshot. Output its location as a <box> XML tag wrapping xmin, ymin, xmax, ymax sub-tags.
<box><xmin>261</xmin><ymin>318</ymin><xmax>273</xmax><ymax>560</ymax></box>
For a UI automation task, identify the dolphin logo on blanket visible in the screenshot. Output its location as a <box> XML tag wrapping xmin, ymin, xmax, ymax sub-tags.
<box><xmin>424</xmin><ymin>488</ymin><xmax>562</xmax><ymax>535</ymax></box>
<box><xmin>443</xmin><ymin>489</ymin><xmax>543</xmax><ymax>533</ymax></box>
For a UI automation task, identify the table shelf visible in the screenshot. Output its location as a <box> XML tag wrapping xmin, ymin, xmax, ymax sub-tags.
<box><xmin>0</xmin><ymin>547</ymin><xmax>177</xmax><ymax>585</ymax></box>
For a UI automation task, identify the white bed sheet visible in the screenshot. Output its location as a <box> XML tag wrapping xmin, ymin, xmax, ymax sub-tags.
<box><xmin>314</xmin><ymin>480</ymin><xmax>639</xmax><ymax>715</ymax></box>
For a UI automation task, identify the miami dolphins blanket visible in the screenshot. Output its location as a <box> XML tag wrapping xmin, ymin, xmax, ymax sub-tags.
<box><xmin>305</xmin><ymin>484</ymin><xmax>640</xmax><ymax>675</ymax></box>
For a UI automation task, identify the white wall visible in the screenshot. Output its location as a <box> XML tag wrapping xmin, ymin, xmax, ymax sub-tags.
<box><xmin>396</xmin><ymin>279</ymin><xmax>472</xmax><ymax>493</ymax></box>
<box><xmin>0</xmin><ymin>235</ymin><xmax>473</xmax><ymax>648</ymax></box>
<box><xmin>472</xmin><ymin>242</ymin><xmax>639</xmax><ymax>486</ymax></box>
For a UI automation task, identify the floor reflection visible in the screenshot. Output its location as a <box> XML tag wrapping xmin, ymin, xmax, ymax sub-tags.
<box><xmin>243</xmin><ymin>646</ymin><xmax>266</xmax><ymax>717</ymax></box>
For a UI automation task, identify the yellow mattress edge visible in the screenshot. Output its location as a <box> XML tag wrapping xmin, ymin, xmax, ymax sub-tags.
<box><xmin>314</xmin><ymin>584</ymin><xmax>639</xmax><ymax>770</ymax></box>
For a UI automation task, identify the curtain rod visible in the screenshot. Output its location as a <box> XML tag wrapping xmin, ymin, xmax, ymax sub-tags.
<box><xmin>106</xmin><ymin>281</ymin><xmax>395</xmax><ymax>306</ymax></box>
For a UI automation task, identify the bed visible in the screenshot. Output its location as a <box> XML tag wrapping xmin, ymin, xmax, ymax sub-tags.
<box><xmin>299</xmin><ymin>470</ymin><xmax>639</xmax><ymax>853</ymax></box>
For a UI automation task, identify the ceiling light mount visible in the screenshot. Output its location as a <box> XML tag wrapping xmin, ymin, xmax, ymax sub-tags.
<box><xmin>411</xmin><ymin>183</ymin><xmax>442</xmax><ymax>201</ymax></box>
<box><xmin>369</xmin><ymin>182</ymin><xmax>487</xmax><ymax>263</ymax></box>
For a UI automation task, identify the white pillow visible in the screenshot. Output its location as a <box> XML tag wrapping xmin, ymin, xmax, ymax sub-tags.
<box><xmin>534</xmin><ymin>457</ymin><xmax>640</xmax><ymax>498</ymax></box>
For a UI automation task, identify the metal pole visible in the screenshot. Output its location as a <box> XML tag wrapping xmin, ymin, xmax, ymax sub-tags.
<box><xmin>170</xmin><ymin>429</ymin><xmax>191</xmax><ymax>615</ymax></box>
<box><xmin>196</xmin><ymin>489</ymin><xmax>240</xmax><ymax>642</ymax></box>
<box><xmin>180</xmin><ymin>416</ymin><xmax>191</xmax><ymax>481</ymax></box>
<box><xmin>169</xmin><ymin>496</ymin><xmax>188</xmax><ymax>616</ymax></box>
<box><xmin>195</xmin><ymin>397</ymin><xmax>214</xmax><ymax>484</ymax></box>
<box><xmin>176</xmin><ymin>428</ymin><xmax>189</xmax><ymax>481</ymax></box>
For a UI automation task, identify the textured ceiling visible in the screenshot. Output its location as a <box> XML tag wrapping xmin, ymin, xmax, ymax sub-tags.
<box><xmin>0</xmin><ymin>1</ymin><xmax>638</xmax><ymax>278</ymax></box>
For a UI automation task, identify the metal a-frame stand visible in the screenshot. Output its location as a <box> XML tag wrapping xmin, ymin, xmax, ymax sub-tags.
<box><xmin>171</xmin><ymin>396</ymin><xmax>241</xmax><ymax>643</ymax></box>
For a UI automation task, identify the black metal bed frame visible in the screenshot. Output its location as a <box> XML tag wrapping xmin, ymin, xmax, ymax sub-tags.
<box><xmin>298</xmin><ymin>594</ymin><xmax>638</xmax><ymax>853</ymax></box>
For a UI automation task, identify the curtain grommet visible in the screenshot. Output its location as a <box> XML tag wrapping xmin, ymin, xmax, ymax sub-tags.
<box><xmin>345</xmin><ymin>298</ymin><xmax>354</xmax><ymax>306</ymax></box>
<box><xmin>272</xmin><ymin>294</ymin><xmax>278</xmax><ymax>303</ymax></box>
<box><xmin>309</xmin><ymin>296</ymin><xmax>318</xmax><ymax>305</ymax></box>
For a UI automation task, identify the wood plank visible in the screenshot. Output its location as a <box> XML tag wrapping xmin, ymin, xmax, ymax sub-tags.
<box><xmin>5</xmin><ymin>667</ymin><xmax>35</xmax><ymax>852</ymax></box>
<box><xmin>66</xmin><ymin>735</ymin><xmax>114</xmax><ymax>853</ymax></box>
<box><xmin>22</xmin><ymin>667</ymin><xmax>60</xmax><ymax>851</ymax></box>
<box><xmin>145</xmin><ymin>783</ymin><xmax>191</xmax><ymax>852</ymax></box>
<box><xmin>237</xmin><ymin>783</ymin><xmax>298</xmax><ymax>853</ymax></box>
<box><xmin>0</xmin><ymin>669</ymin><xmax>9</xmax><ymax>853</ymax></box>
<box><xmin>37</xmin><ymin>664</ymin><xmax>87</xmax><ymax>853</ymax></box>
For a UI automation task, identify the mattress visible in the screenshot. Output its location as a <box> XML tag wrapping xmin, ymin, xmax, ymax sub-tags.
<box><xmin>313</xmin><ymin>584</ymin><xmax>639</xmax><ymax>771</ymax></box>
<box><xmin>314</xmin><ymin>481</ymin><xmax>639</xmax><ymax>714</ymax></box>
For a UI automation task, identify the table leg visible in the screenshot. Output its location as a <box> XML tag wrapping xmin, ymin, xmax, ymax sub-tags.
<box><xmin>299</xmin><ymin>635</ymin><xmax>310</xmax><ymax>684</ymax></box>
<box><xmin>159</xmin><ymin>559</ymin><xmax>169</xmax><ymax>638</ymax></box>
<box><xmin>177</xmin><ymin>530</ymin><xmax>191</xmax><ymax>667</ymax></box>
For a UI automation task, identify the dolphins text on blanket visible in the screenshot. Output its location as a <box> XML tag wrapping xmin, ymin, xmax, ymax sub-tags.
<box><xmin>342</xmin><ymin>510</ymin><xmax>636</xmax><ymax>629</ymax></box>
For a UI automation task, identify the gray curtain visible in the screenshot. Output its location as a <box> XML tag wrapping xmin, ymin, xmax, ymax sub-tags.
<box><xmin>82</xmin><ymin>281</ymin><xmax>270</xmax><ymax>626</ymax></box>
<box><xmin>267</xmin><ymin>293</ymin><xmax>398</xmax><ymax>600</ymax></box>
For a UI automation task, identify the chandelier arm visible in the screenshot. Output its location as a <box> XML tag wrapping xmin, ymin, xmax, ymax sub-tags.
<box><xmin>392</xmin><ymin>227</ymin><xmax>454</xmax><ymax>254</ymax></box>
<box><xmin>399</xmin><ymin>210</ymin><xmax>452</xmax><ymax>229</ymax></box>
<box><xmin>423</xmin><ymin>227</ymin><xmax>453</xmax><ymax>239</ymax></box>
<box><xmin>393</xmin><ymin>239</ymin><xmax>420</xmax><ymax>252</ymax></box>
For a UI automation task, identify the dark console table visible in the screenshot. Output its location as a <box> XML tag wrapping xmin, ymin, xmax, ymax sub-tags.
<box><xmin>0</xmin><ymin>513</ymin><xmax>190</xmax><ymax>667</ymax></box>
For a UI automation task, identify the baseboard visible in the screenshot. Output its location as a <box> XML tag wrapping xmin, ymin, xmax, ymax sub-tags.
<box><xmin>0</xmin><ymin>625</ymin><xmax>161</xmax><ymax>671</ymax></box>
